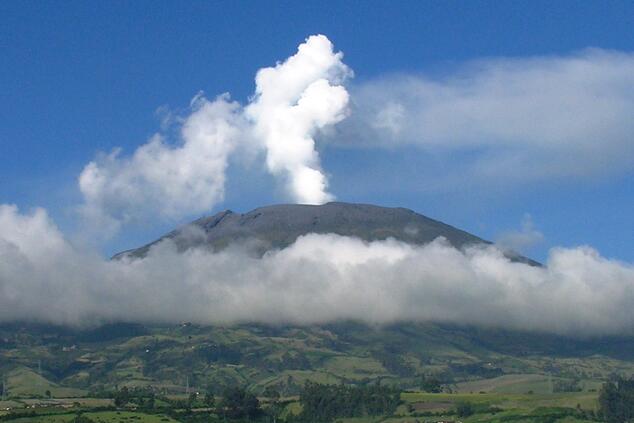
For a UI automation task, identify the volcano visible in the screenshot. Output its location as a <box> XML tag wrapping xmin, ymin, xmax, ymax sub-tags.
<box><xmin>114</xmin><ymin>202</ymin><xmax>538</xmax><ymax>266</ymax></box>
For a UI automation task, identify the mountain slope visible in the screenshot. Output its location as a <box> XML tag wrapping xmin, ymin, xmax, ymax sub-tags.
<box><xmin>114</xmin><ymin>202</ymin><xmax>538</xmax><ymax>265</ymax></box>
<box><xmin>1</xmin><ymin>321</ymin><xmax>631</xmax><ymax>396</ymax></box>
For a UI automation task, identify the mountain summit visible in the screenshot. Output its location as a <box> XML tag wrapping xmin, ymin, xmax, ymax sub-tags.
<box><xmin>114</xmin><ymin>202</ymin><xmax>538</xmax><ymax>265</ymax></box>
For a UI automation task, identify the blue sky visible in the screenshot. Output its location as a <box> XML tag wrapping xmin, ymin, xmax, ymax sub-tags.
<box><xmin>1</xmin><ymin>1</ymin><xmax>633</xmax><ymax>262</ymax></box>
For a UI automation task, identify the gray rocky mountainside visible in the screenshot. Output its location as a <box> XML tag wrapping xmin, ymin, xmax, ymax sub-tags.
<box><xmin>113</xmin><ymin>202</ymin><xmax>538</xmax><ymax>265</ymax></box>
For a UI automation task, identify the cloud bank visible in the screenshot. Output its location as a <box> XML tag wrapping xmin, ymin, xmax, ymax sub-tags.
<box><xmin>2</xmin><ymin>204</ymin><xmax>634</xmax><ymax>336</ymax></box>
<box><xmin>338</xmin><ymin>49</ymin><xmax>634</xmax><ymax>184</ymax></box>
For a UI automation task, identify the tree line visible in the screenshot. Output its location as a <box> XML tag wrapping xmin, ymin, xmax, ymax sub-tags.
<box><xmin>599</xmin><ymin>377</ymin><xmax>634</xmax><ymax>423</ymax></box>
<box><xmin>289</xmin><ymin>382</ymin><xmax>401</xmax><ymax>422</ymax></box>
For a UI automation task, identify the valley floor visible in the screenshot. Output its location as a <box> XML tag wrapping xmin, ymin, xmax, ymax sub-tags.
<box><xmin>0</xmin><ymin>390</ymin><xmax>602</xmax><ymax>423</ymax></box>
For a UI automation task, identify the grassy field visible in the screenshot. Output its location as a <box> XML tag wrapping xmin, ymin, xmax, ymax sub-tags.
<box><xmin>273</xmin><ymin>390</ymin><xmax>601</xmax><ymax>423</ymax></box>
<box><xmin>393</xmin><ymin>393</ymin><xmax>596</xmax><ymax>422</ymax></box>
<box><xmin>4</xmin><ymin>367</ymin><xmax>86</xmax><ymax>398</ymax></box>
<box><xmin>453</xmin><ymin>374</ymin><xmax>604</xmax><ymax>394</ymax></box>
<box><xmin>5</xmin><ymin>411</ymin><xmax>180</xmax><ymax>423</ymax></box>
<box><xmin>401</xmin><ymin>391</ymin><xmax>598</xmax><ymax>410</ymax></box>
<box><xmin>0</xmin><ymin>390</ymin><xmax>601</xmax><ymax>423</ymax></box>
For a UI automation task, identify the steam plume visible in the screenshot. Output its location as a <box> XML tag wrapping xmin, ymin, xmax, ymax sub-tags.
<box><xmin>246</xmin><ymin>34</ymin><xmax>351</xmax><ymax>204</ymax></box>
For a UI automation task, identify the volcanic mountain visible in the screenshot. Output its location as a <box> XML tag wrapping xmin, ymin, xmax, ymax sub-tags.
<box><xmin>114</xmin><ymin>202</ymin><xmax>538</xmax><ymax>265</ymax></box>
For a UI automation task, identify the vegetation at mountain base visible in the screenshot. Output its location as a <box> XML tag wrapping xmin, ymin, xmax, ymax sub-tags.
<box><xmin>290</xmin><ymin>382</ymin><xmax>400</xmax><ymax>422</ymax></box>
<box><xmin>0</xmin><ymin>388</ymin><xmax>609</xmax><ymax>422</ymax></box>
<box><xmin>598</xmin><ymin>377</ymin><xmax>634</xmax><ymax>422</ymax></box>
<box><xmin>3</xmin><ymin>321</ymin><xmax>634</xmax><ymax>399</ymax></box>
<box><xmin>3</xmin><ymin>321</ymin><xmax>634</xmax><ymax>421</ymax></box>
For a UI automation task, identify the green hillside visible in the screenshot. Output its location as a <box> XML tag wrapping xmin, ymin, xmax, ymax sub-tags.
<box><xmin>2</xmin><ymin>321</ymin><xmax>633</xmax><ymax>399</ymax></box>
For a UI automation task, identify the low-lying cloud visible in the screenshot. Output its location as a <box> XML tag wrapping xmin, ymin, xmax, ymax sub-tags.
<box><xmin>496</xmin><ymin>214</ymin><xmax>544</xmax><ymax>255</ymax></box>
<box><xmin>2</xmin><ymin>204</ymin><xmax>633</xmax><ymax>336</ymax></box>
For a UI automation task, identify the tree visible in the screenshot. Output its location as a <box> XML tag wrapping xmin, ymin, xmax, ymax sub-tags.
<box><xmin>71</xmin><ymin>413</ymin><xmax>95</xmax><ymax>423</ymax></box>
<box><xmin>455</xmin><ymin>401</ymin><xmax>474</xmax><ymax>417</ymax></box>
<box><xmin>263</xmin><ymin>386</ymin><xmax>281</xmax><ymax>401</ymax></box>
<box><xmin>114</xmin><ymin>386</ymin><xmax>130</xmax><ymax>407</ymax></box>
<box><xmin>221</xmin><ymin>386</ymin><xmax>261</xmax><ymax>420</ymax></box>
<box><xmin>188</xmin><ymin>392</ymin><xmax>198</xmax><ymax>407</ymax></box>
<box><xmin>147</xmin><ymin>392</ymin><xmax>155</xmax><ymax>409</ymax></box>
<box><xmin>45</xmin><ymin>389</ymin><xmax>51</xmax><ymax>398</ymax></box>
<box><xmin>420</xmin><ymin>375</ymin><xmax>443</xmax><ymax>393</ymax></box>
<box><xmin>599</xmin><ymin>378</ymin><xmax>634</xmax><ymax>423</ymax></box>
<box><xmin>263</xmin><ymin>387</ymin><xmax>282</xmax><ymax>423</ymax></box>
<box><xmin>298</xmin><ymin>382</ymin><xmax>401</xmax><ymax>422</ymax></box>
<box><xmin>204</xmin><ymin>390</ymin><xmax>215</xmax><ymax>408</ymax></box>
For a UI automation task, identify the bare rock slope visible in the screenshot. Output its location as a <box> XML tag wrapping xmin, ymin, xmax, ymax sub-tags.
<box><xmin>114</xmin><ymin>202</ymin><xmax>538</xmax><ymax>266</ymax></box>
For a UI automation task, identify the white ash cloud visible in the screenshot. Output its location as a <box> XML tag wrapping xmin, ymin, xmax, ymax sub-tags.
<box><xmin>2</xmin><ymin>204</ymin><xmax>634</xmax><ymax>336</ymax></box>
<box><xmin>246</xmin><ymin>34</ymin><xmax>351</xmax><ymax>204</ymax></box>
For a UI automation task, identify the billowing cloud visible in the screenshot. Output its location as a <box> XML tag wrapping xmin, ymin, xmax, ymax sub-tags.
<box><xmin>76</xmin><ymin>41</ymin><xmax>634</xmax><ymax>233</ymax></box>
<box><xmin>2</xmin><ymin>204</ymin><xmax>634</xmax><ymax>336</ymax></box>
<box><xmin>246</xmin><ymin>34</ymin><xmax>351</xmax><ymax>204</ymax></box>
<box><xmin>9</xmin><ymin>37</ymin><xmax>634</xmax><ymax>336</ymax></box>
<box><xmin>337</xmin><ymin>49</ymin><xmax>634</xmax><ymax>185</ymax></box>
<box><xmin>78</xmin><ymin>94</ymin><xmax>242</xmax><ymax>235</ymax></box>
<box><xmin>78</xmin><ymin>35</ymin><xmax>351</xmax><ymax>234</ymax></box>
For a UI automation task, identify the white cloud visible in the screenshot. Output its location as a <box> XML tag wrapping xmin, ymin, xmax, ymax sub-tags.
<box><xmin>78</xmin><ymin>35</ymin><xmax>352</xmax><ymax>234</ymax></box>
<box><xmin>496</xmin><ymin>214</ymin><xmax>544</xmax><ymax>254</ymax></box>
<box><xmin>2</xmin><ymin>204</ymin><xmax>634</xmax><ymax>336</ymax></box>
<box><xmin>77</xmin><ymin>41</ymin><xmax>634</xmax><ymax>231</ymax></box>
<box><xmin>16</xmin><ymin>38</ymin><xmax>634</xmax><ymax>335</ymax></box>
<box><xmin>337</xmin><ymin>49</ymin><xmax>634</xmax><ymax>184</ymax></box>
<box><xmin>78</xmin><ymin>94</ymin><xmax>242</xmax><ymax>235</ymax></box>
<box><xmin>246</xmin><ymin>34</ymin><xmax>352</xmax><ymax>204</ymax></box>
